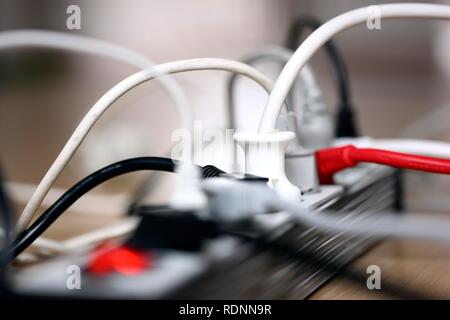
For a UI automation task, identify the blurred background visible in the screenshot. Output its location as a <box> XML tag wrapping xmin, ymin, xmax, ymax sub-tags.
<box><xmin>1</xmin><ymin>0</ymin><xmax>450</xmax><ymax>221</ymax></box>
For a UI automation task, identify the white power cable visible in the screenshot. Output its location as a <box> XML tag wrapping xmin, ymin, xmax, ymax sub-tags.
<box><xmin>227</xmin><ymin>46</ymin><xmax>322</xmax><ymax>127</ymax></box>
<box><xmin>29</xmin><ymin>237</ymin><xmax>67</xmax><ymax>253</ymax></box>
<box><xmin>203</xmin><ymin>178</ymin><xmax>450</xmax><ymax>245</ymax></box>
<box><xmin>0</xmin><ymin>228</ymin><xmax>64</xmax><ymax>253</ymax></box>
<box><xmin>0</xmin><ymin>29</ymin><xmax>191</xmax><ymax>132</ymax></box>
<box><xmin>277</xmin><ymin>198</ymin><xmax>450</xmax><ymax>245</ymax></box>
<box><xmin>61</xmin><ymin>218</ymin><xmax>138</xmax><ymax>252</ymax></box>
<box><xmin>17</xmin><ymin>58</ymin><xmax>279</xmax><ymax>231</ymax></box>
<box><xmin>12</xmin><ymin>219</ymin><xmax>137</xmax><ymax>261</ymax></box>
<box><xmin>259</xmin><ymin>3</ymin><xmax>450</xmax><ymax>133</ymax></box>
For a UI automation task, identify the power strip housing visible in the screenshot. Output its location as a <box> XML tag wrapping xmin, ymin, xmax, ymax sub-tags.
<box><xmin>11</xmin><ymin>164</ymin><xmax>399</xmax><ymax>299</ymax></box>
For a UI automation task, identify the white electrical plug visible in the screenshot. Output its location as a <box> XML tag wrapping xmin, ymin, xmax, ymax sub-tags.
<box><xmin>202</xmin><ymin>178</ymin><xmax>278</xmax><ymax>224</ymax></box>
<box><xmin>277</xmin><ymin>111</ymin><xmax>320</xmax><ymax>194</ymax></box>
<box><xmin>285</xmin><ymin>150</ymin><xmax>319</xmax><ymax>193</ymax></box>
<box><xmin>234</xmin><ymin>131</ymin><xmax>301</xmax><ymax>200</ymax></box>
<box><xmin>296</xmin><ymin>95</ymin><xmax>334</xmax><ymax>150</ymax></box>
<box><xmin>170</xmin><ymin>162</ymin><xmax>207</xmax><ymax>211</ymax></box>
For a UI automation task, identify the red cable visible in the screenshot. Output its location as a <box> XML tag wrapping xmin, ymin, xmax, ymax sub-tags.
<box><xmin>315</xmin><ymin>145</ymin><xmax>450</xmax><ymax>184</ymax></box>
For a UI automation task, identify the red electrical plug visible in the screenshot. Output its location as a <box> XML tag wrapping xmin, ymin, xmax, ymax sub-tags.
<box><xmin>87</xmin><ymin>243</ymin><xmax>151</xmax><ymax>276</ymax></box>
<box><xmin>315</xmin><ymin>144</ymin><xmax>450</xmax><ymax>184</ymax></box>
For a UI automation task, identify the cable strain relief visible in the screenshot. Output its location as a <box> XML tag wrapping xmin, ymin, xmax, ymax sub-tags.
<box><xmin>315</xmin><ymin>145</ymin><xmax>358</xmax><ymax>184</ymax></box>
<box><xmin>201</xmin><ymin>165</ymin><xmax>226</xmax><ymax>179</ymax></box>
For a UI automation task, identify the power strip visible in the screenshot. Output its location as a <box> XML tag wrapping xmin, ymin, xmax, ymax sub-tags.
<box><xmin>12</xmin><ymin>165</ymin><xmax>399</xmax><ymax>299</ymax></box>
<box><xmin>174</xmin><ymin>166</ymin><xmax>398</xmax><ymax>299</ymax></box>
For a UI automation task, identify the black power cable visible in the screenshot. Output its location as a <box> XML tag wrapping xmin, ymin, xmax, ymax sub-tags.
<box><xmin>0</xmin><ymin>165</ymin><xmax>13</xmax><ymax>293</ymax></box>
<box><xmin>0</xmin><ymin>171</ymin><xmax>12</xmax><ymax>255</ymax></box>
<box><xmin>2</xmin><ymin>157</ymin><xmax>224</xmax><ymax>263</ymax></box>
<box><xmin>286</xmin><ymin>15</ymin><xmax>359</xmax><ymax>138</ymax></box>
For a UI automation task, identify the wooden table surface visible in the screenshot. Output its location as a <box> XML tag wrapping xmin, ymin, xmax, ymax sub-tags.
<box><xmin>309</xmin><ymin>237</ymin><xmax>450</xmax><ymax>299</ymax></box>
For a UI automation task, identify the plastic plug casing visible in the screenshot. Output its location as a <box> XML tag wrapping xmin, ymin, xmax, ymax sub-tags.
<box><xmin>170</xmin><ymin>163</ymin><xmax>207</xmax><ymax>211</ymax></box>
<box><xmin>234</xmin><ymin>131</ymin><xmax>301</xmax><ymax>200</ymax></box>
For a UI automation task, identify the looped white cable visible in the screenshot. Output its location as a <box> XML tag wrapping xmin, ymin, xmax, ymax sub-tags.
<box><xmin>226</xmin><ymin>45</ymin><xmax>322</xmax><ymax>128</ymax></box>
